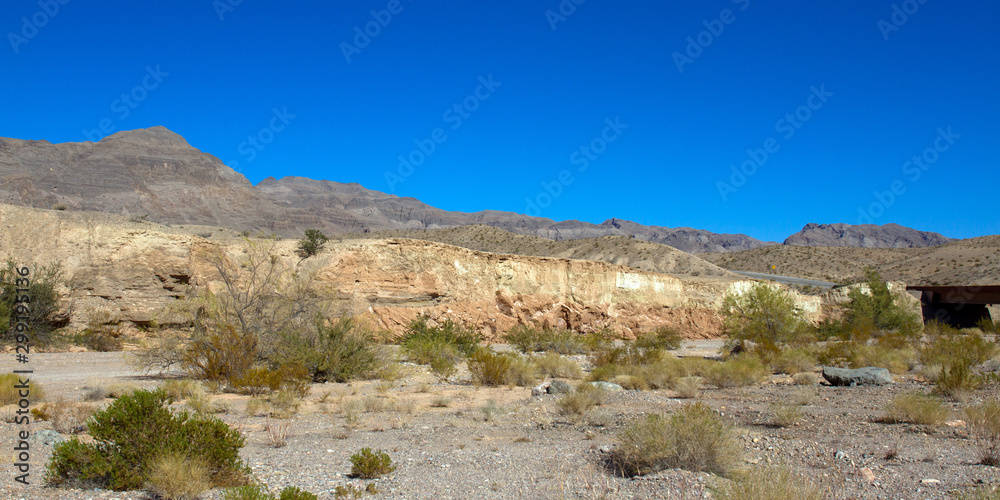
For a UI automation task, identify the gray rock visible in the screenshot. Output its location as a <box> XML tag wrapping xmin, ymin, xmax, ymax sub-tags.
<box><xmin>531</xmin><ymin>381</ymin><xmax>551</xmax><ymax>397</ymax></box>
<box><xmin>822</xmin><ymin>366</ymin><xmax>893</xmax><ymax>386</ymax></box>
<box><xmin>547</xmin><ymin>380</ymin><xmax>573</xmax><ymax>394</ymax></box>
<box><xmin>30</xmin><ymin>429</ymin><xmax>65</xmax><ymax>446</ymax></box>
<box><xmin>584</xmin><ymin>381</ymin><xmax>623</xmax><ymax>392</ymax></box>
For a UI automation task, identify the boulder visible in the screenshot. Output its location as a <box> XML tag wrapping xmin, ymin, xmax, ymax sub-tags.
<box><xmin>584</xmin><ymin>381</ymin><xmax>624</xmax><ymax>392</ymax></box>
<box><xmin>531</xmin><ymin>381</ymin><xmax>551</xmax><ymax>397</ymax></box>
<box><xmin>548</xmin><ymin>380</ymin><xmax>573</xmax><ymax>394</ymax></box>
<box><xmin>821</xmin><ymin>366</ymin><xmax>893</xmax><ymax>386</ymax></box>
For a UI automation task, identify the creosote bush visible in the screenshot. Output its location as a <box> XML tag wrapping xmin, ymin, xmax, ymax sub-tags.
<box><xmin>349</xmin><ymin>448</ymin><xmax>395</xmax><ymax>479</ymax></box>
<box><xmin>401</xmin><ymin>316</ymin><xmax>480</xmax><ymax>366</ymax></box>
<box><xmin>721</xmin><ymin>282</ymin><xmax>808</xmax><ymax>362</ymax></box>
<box><xmin>606</xmin><ymin>403</ymin><xmax>739</xmax><ymax>477</ymax></box>
<box><xmin>0</xmin><ymin>259</ymin><xmax>64</xmax><ymax>346</ymax></box>
<box><xmin>467</xmin><ymin>347</ymin><xmax>537</xmax><ymax>387</ymax></box>
<box><xmin>46</xmin><ymin>389</ymin><xmax>249</xmax><ymax>491</ymax></box>
<box><xmin>297</xmin><ymin>229</ymin><xmax>329</xmax><ymax>258</ymax></box>
<box><xmin>273</xmin><ymin>315</ymin><xmax>388</xmax><ymax>384</ymax></box>
<box><xmin>505</xmin><ymin>324</ymin><xmax>586</xmax><ymax>354</ymax></box>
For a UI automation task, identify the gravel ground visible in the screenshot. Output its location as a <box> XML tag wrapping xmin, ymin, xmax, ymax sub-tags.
<box><xmin>2</xmin><ymin>347</ymin><xmax>999</xmax><ymax>499</ymax></box>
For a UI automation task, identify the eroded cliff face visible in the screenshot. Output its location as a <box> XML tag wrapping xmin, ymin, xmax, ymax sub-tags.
<box><xmin>0</xmin><ymin>203</ymin><xmax>803</xmax><ymax>340</ymax></box>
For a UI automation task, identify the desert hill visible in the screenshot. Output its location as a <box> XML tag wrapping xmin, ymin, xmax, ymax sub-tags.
<box><xmin>703</xmin><ymin>235</ymin><xmax>1000</xmax><ymax>286</ymax></box>
<box><xmin>784</xmin><ymin>222</ymin><xmax>953</xmax><ymax>248</ymax></box>
<box><xmin>340</xmin><ymin>225</ymin><xmax>737</xmax><ymax>278</ymax></box>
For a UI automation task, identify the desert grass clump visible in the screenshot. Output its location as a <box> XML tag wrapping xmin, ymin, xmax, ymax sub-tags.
<box><xmin>430</xmin><ymin>396</ymin><xmax>452</xmax><ymax>408</ymax></box>
<box><xmin>349</xmin><ymin>448</ymin><xmax>395</xmax><ymax>479</ymax></box>
<box><xmin>507</xmin><ymin>355</ymin><xmax>540</xmax><ymax>387</ymax></box>
<box><xmin>533</xmin><ymin>352</ymin><xmax>583</xmax><ymax>379</ymax></box>
<box><xmin>0</xmin><ymin>372</ymin><xmax>44</xmax><ymax>405</ymax></box>
<box><xmin>161</xmin><ymin>378</ymin><xmax>203</xmax><ymax>400</ymax></box>
<box><xmin>881</xmin><ymin>392</ymin><xmax>949</xmax><ymax>426</ymax></box>
<box><xmin>704</xmin><ymin>354</ymin><xmax>769</xmax><ymax>389</ymax></box>
<box><xmin>223</xmin><ymin>484</ymin><xmax>319</xmax><ymax>500</ymax></box>
<box><xmin>147</xmin><ymin>452</ymin><xmax>212</xmax><ymax>500</ymax></box>
<box><xmin>606</xmin><ymin>403</ymin><xmax>739</xmax><ymax>477</ymax></box>
<box><xmin>770</xmin><ymin>404</ymin><xmax>804</xmax><ymax>428</ymax></box>
<box><xmin>46</xmin><ymin>389</ymin><xmax>249</xmax><ymax>491</ymax></box>
<box><xmin>965</xmin><ymin>399</ymin><xmax>1000</xmax><ymax>466</ymax></box>
<box><xmin>712</xmin><ymin>465</ymin><xmax>827</xmax><ymax>500</ymax></box>
<box><xmin>558</xmin><ymin>384</ymin><xmax>607</xmax><ymax>416</ymax></box>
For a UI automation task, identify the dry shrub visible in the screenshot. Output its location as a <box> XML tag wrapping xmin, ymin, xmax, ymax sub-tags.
<box><xmin>430</xmin><ymin>396</ymin><xmax>451</xmax><ymax>408</ymax></box>
<box><xmin>817</xmin><ymin>341</ymin><xmax>916</xmax><ymax>375</ymax></box>
<box><xmin>606</xmin><ymin>403</ymin><xmax>739</xmax><ymax>477</ymax></box>
<box><xmin>33</xmin><ymin>400</ymin><xmax>95</xmax><ymax>434</ymax></box>
<box><xmin>704</xmin><ymin>355</ymin><xmax>769</xmax><ymax>389</ymax></box>
<box><xmin>467</xmin><ymin>348</ymin><xmax>526</xmax><ymax>387</ymax></box>
<box><xmin>673</xmin><ymin>376</ymin><xmax>701</xmax><ymax>399</ymax></box>
<box><xmin>882</xmin><ymin>392</ymin><xmax>949</xmax><ymax>426</ymax></box>
<box><xmin>965</xmin><ymin>399</ymin><xmax>1000</xmax><ymax>466</ymax></box>
<box><xmin>558</xmin><ymin>384</ymin><xmax>606</xmax><ymax>416</ymax></box>
<box><xmin>771</xmin><ymin>348</ymin><xmax>816</xmax><ymax>375</ymax></box>
<box><xmin>187</xmin><ymin>392</ymin><xmax>228</xmax><ymax>415</ymax></box>
<box><xmin>792</xmin><ymin>372</ymin><xmax>818</xmax><ymax>386</ymax></box>
<box><xmin>507</xmin><ymin>355</ymin><xmax>539</xmax><ymax>387</ymax></box>
<box><xmin>712</xmin><ymin>465</ymin><xmax>827</xmax><ymax>500</ymax></box>
<box><xmin>611</xmin><ymin>374</ymin><xmax>648</xmax><ymax>391</ymax></box>
<box><xmin>770</xmin><ymin>404</ymin><xmax>803</xmax><ymax>428</ymax></box>
<box><xmin>533</xmin><ymin>352</ymin><xmax>583</xmax><ymax>379</ymax></box>
<box><xmin>147</xmin><ymin>453</ymin><xmax>212</xmax><ymax>500</ymax></box>
<box><xmin>264</xmin><ymin>419</ymin><xmax>292</xmax><ymax>448</ymax></box>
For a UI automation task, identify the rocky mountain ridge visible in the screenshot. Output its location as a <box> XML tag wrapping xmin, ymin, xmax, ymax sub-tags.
<box><xmin>0</xmin><ymin>127</ymin><xmax>964</xmax><ymax>252</ymax></box>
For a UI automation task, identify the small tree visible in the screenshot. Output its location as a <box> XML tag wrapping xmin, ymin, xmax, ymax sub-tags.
<box><xmin>0</xmin><ymin>259</ymin><xmax>64</xmax><ymax>346</ymax></box>
<box><xmin>843</xmin><ymin>268</ymin><xmax>921</xmax><ymax>335</ymax></box>
<box><xmin>297</xmin><ymin>229</ymin><xmax>329</xmax><ymax>258</ymax></box>
<box><xmin>721</xmin><ymin>282</ymin><xmax>807</xmax><ymax>361</ymax></box>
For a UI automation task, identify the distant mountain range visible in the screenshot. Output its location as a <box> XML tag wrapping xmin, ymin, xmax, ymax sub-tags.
<box><xmin>0</xmin><ymin>126</ymin><xmax>965</xmax><ymax>252</ymax></box>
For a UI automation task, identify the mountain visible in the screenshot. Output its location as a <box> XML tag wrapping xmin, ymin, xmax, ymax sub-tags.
<box><xmin>0</xmin><ymin>127</ymin><xmax>308</xmax><ymax>233</ymax></box>
<box><xmin>0</xmin><ymin>127</ymin><xmax>965</xmax><ymax>254</ymax></box>
<box><xmin>784</xmin><ymin>223</ymin><xmax>953</xmax><ymax>248</ymax></box>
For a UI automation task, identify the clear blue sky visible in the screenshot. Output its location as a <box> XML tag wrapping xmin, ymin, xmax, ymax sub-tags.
<box><xmin>2</xmin><ymin>1</ymin><xmax>997</xmax><ymax>242</ymax></box>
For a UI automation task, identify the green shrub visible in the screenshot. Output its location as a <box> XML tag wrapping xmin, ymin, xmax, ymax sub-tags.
<box><xmin>0</xmin><ymin>259</ymin><xmax>63</xmax><ymax>346</ymax></box>
<box><xmin>965</xmin><ymin>399</ymin><xmax>1000</xmax><ymax>466</ymax></box>
<box><xmin>46</xmin><ymin>389</ymin><xmax>249</xmax><ymax>490</ymax></box>
<box><xmin>278</xmin><ymin>486</ymin><xmax>319</xmax><ymax>500</ymax></box>
<box><xmin>504</xmin><ymin>324</ymin><xmax>586</xmax><ymax>354</ymax></box>
<box><xmin>712</xmin><ymin>465</ymin><xmax>827</xmax><ymax>500</ymax></box>
<box><xmin>401</xmin><ymin>316</ymin><xmax>480</xmax><ymax>365</ymax></box>
<box><xmin>721</xmin><ymin>282</ymin><xmax>808</xmax><ymax>361</ymax></box>
<box><xmin>297</xmin><ymin>229</ymin><xmax>329</xmax><ymax>258</ymax></box>
<box><xmin>273</xmin><ymin>316</ymin><xmax>385</xmax><ymax>383</ymax></box>
<box><xmin>467</xmin><ymin>347</ymin><xmax>514</xmax><ymax>386</ymax></box>
<box><xmin>816</xmin><ymin>341</ymin><xmax>916</xmax><ymax>374</ymax></box>
<box><xmin>429</xmin><ymin>355</ymin><xmax>457</xmax><ymax>382</ymax></box>
<box><xmin>349</xmin><ymin>448</ymin><xmax>395</xmax><ymax>479</ymax></box>
<box><xmin>606</xmin><ymin>403</ymin><xmax>739</xmax><ymax>477</ymax></box>
<box><xmin>881</xmin><ymin>392</ymin><xmax>948</xmax><ymax>426</ymax></box>
<box><xmin>633</xmin><ymin>326</ymin><xmax>683</xmax><ymax>351</ymax></box>
<box><xmin>842</xmin><ymin>269</ymin><xmax>921</xmax><ymax>336</ymax></box>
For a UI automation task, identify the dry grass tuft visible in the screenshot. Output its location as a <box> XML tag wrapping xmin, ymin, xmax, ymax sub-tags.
<box><xmin>606</xmin><ymin>403</ymin><xmax>739</xmax><ymax>477</ymax></box>
<box><xmin>882</xmin><ymin>392</ymin><xmax>949</xmax><ymax>426</ymax></box>
<box><xmin>147</xmin><ymin>452</ymin><xmax>212</xmax><ymax>500</ymax></box>
<box><xmin>712</xmin><ymin>465</ymin><xmax>827</xmax><ymax>500</ymax></box>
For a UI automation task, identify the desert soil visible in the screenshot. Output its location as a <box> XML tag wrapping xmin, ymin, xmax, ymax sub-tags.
<box><xmin>2</xmin><ymin>345</ymin><xmax>999</xmax><ymax>500</ymax></box>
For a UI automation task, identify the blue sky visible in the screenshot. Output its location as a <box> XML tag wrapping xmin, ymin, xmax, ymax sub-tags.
<box><xmin>1</xmin><ymin>0</ymin><xmax>997</xmax><ymax>242</ymax></box>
